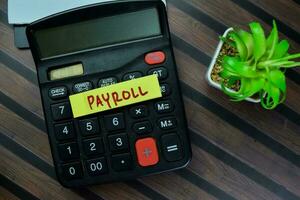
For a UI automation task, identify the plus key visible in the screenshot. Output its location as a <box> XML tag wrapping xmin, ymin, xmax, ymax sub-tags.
<box><xmin>135</xmin><ymin>137</ymin><xmax>159</xmax><ymax>167</ymax></box>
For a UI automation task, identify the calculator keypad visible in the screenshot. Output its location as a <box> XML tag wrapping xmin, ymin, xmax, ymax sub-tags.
<box><xmin>46</xmin><ymin>50</ymin><xmax>190</xmax><ymax>186</ymax></box>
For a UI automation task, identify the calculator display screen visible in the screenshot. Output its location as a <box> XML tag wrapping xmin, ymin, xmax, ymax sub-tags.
<box><xmin>34</xmin><ymin>8</ymin><xmax>162</xmax><ymax>59</ymax></box>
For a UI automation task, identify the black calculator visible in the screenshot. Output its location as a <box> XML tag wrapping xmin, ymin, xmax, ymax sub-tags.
<box><xmin>26</xmin><ymin>0</ymin><xmax>191</xmax><ymax>187</ymax></box>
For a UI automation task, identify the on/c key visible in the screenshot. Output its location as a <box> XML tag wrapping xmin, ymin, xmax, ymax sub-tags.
<box><xmin>135</xmin><ymin>137</ymin><xmax>159</xmax><ymax>167</ymax></box>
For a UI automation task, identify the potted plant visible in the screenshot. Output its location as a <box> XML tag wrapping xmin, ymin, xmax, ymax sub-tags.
<box><xmin>206</xmin><ymin>21</ymin><xmax>300</xmax><ymax>109</ymax></box>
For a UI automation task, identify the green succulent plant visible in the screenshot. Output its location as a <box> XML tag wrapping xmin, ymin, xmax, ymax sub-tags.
<box><xmin>219</xmin><ymin>20</ymin><xmax>300</xmax><ymax>109</ymax></box>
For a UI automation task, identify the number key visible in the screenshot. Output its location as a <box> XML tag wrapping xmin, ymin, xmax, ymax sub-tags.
<box><xmin>54</xmin><ymin>122</ymin><xmax>75</xmax><ymax>141</ymax></box>
<box><xmin>79</xmin><ymin>117</ymin><xmax>100</xmax><ymax>136</ymax></box>
<box><xmin>86</xmin><ymin>158</ymin><xmax>108</xmax><ymax>176</ymax></box>
<box><xmin>51</xmin><ymin>102</ymin><xmax>72</xmax><ymax>121</ymax></box>
<box><xmin>62</xmin><ymin>162</ymin><xmax>83</xmax><ymax>180</ymax></box>
<box><xmin>104</xmin><ymin>113</ymin><xmax>125</xmax><ymax>131</ymax></box>
<box><xmin>108</xmin><ymin>133</ymin><xmax>129</xmax><ymax>152</ymax></box>
<box><xmin>83</xmin><ymin>138</ymin><xmax>104</xmax><ymax>156</ymax></box>
<box><xmin>58</xmin><ymin>143</ymin><xmax>79</xmax><ymax>161</ymax></box>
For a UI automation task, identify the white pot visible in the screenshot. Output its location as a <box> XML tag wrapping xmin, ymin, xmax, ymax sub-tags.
<box><xmin>206</xmin><ymin>27</ymin><xmax>260</xmax><ymax>103</ymax></box>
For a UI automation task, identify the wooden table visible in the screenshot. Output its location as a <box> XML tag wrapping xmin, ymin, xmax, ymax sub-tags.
<box><xmin>1</xmin><ymin>0</ymin><xmax>299</xmax><ymax>199</ymax></box>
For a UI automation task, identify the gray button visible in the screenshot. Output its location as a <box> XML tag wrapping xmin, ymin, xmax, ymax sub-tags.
<box><xmin>49</xmin><ymin>86</ymin><xmax>68</xmax><ymax>99</ymax></box>
<box><xmin>98</xmin><ymin>77</ymin><xmax>117</xmax><ymax>87</ymax></box>
<box><xmin>73</xmin><ymin>81</ymin><xmax>93</xmax><ymax>93</ymax></box>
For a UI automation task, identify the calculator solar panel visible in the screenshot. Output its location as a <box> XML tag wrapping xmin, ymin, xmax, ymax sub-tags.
<box><xmin>26</xmin><ymin>0</ymin><xmax>192</xmax><ymax>187</ymax></box>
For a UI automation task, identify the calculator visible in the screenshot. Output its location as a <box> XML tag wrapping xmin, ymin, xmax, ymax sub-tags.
<box><xmin>26</xmin><ymin>0</ymin><xmax>191</xmax><ymax>187</ymax></box>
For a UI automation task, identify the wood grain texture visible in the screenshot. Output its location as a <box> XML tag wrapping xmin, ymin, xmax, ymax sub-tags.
<box><xmin>0</xmin><ymin>187</ymin><xmax>20</xmax><ymax>200</ymax></box>
<box><xmin>1</xmin><ymin>0</ymin><xmax>300</xmax><ymax>199</ymax></box>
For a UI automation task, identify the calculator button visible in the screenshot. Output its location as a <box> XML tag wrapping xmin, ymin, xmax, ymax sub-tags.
<box><xmin>108</xmin><ymin>133</ymin><xmax>129</xmax><ymax>152</ymax></box>
<box><xmin>123</xmin><ymin>72</ymin><xmax>142</xmax><ymax>81</ymax></box>
<box><xmin>135</xmin><ymin>137</ymin><xmax>159</xmax><ymax>167</ymax></box>
<box><xmin>160</xmin><ymin>84</ymin><xmax>171</xmax><ymax>97</ymax></box>
<box><xmin>158</xmin><ymin>117</ymin><xmax>177</xmax><ymax>130</ymax></box>
<box><xmin>73</xmin><ymin>81</ymin><xmax>93</xmax><ymax>93</ymax></box>
<box><xmin>79</xmin><ymin>118</ymin><xmax>100</xmax><ymax>136</ymax></box>
<box><xmin>161</xmin><ymin>133</ymin><xmax>183</xmax><ymax>162</ymax></box>
<box><xmin>148</xmin><ymin>67</ymin><xmax>168</xmax><ymax>80</ymax></box>
<box><xmin>51</xmin><ymin>102</ymin><xmax>72</xmax><ymax>121</ymax></box>
<box><xmin>61</xmin><ymin>162</ymin><xmax>83</xmax><ymax>180</ymax></box>
<box><xmin>86</xmin><ymin>158</ymin><xmax>108</xmax><ymax>176</ymax></box>
<box><xmin>104</xmin><ymin>113</ymin><xmax>125</xmax><ymax>131</ymax></box>
<box><xmin>133</xmin><ymin>121</ymin><xmax>152</xmax><ymax>135</ymax></box>
<box><xmin>130</xmin><ymin>105</ymin><xmax>148</xmax><ymax>118</ymax></box>
<box><xmin>54</xmin><ymin>122</ymin><xmax>75</xmax><ymax>141</ymax></box>
<box><xmin>155</xmin><ymin>100</ymin><xmax>174</xmax><ymax>114</ymax></box>
<box><xmin>98</xmin><ymin>77</ymin><xmax>118</xmax><ymax>87</ymax></box>
<box><xmin>83</xmin><ymin>138</ymin><xmax>104</xmax><ymax>156</ymax></box>
<box><xmin>111</xmin><ymin>153</ymin><xmax>132</xmax><ymax>171</ymax></box>
<box><xmin>145</xmin><ymin>51</ymin><xmax>166</xmax><ymax>65</ymax></box>
<box><xmin>58</xmin><ymin>143</ymin><xmax>80</xmax><ymax>161</ymax></box>
<box><xmin>49</xmin><ymin>86</ymin><xmax>68</xmax><ymax>100</ymax></box>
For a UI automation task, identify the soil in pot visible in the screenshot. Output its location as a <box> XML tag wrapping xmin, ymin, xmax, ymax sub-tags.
<box><xmin>210</xmin><ymin>41</ymin><xmax>240</xmax><ymax>91</ymax></box>
<box><xmin>210</xmin><ymin>41</ymin><xmax>261</xmax><ymax>101</ymax></box>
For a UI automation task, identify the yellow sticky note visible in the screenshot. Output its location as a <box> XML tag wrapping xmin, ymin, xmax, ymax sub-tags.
<box><xmin>69</xmin><ymin>75</ymin><xmax>162</xmax><ymax>118</ymax></box>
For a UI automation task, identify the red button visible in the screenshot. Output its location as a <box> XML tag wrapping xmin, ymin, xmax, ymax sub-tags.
<box><xmin>135</xmin><ymin>137</ymin><xmax>159</xmax><ymax>167</ymax></box>
<box><xmin>145</xmin><ymin>51</ymin><xmax>166</xmax><ymax>65</ymax></box>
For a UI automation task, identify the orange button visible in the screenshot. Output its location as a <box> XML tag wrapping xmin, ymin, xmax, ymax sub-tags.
<box><xmin>145</xmin><ymin>51</ymin><xmax>166</xmax><ymax>65</ymax></box>
<box><xmin>135</xmin><ymin>137</ymin><xmax>159</xmax><ymax>167</ymax></box>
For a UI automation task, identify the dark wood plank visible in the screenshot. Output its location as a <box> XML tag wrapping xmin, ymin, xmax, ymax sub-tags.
<box><xmin>0</xmin><ymin>146</ymin><xmax>86</xmax><ymax>200</ymax></box>
<box><xmin>187</xmin><ymin>145</ymin><xmax>281</xmax><ymax>200</ymax></box>
<box><xmin>185</xmin><ymin>0</ymin><xmax>300</xmax><ymax>51</ymax></box>
<box><xmin>90</xmin><ymin>183</ymin><xmax>150</xmax><ymax>200</ymax></box>
<box><xmin>0</xmin><ymin>186</ymin><xmax>20</xmax><ymax>200</ymax></box>
<box><xmin>139</xmin><ymin>174</ymin><xmax>218</xmax><ymax>200</ymax></box>
<box><xmin>0</xmin><ymin>22</ymin><xmax>36</xmax><ymax>70</ymax></box>
<box><xmin>184</xmin><ymin>98</ymin><xmax>300</xmax><ymax>196</ymax></box>
<box><xmin>247</xmin><ymin>0</ymin><xmax>300</xmax><ymax>33</ymax></box>
<box><xmin>0</xmin><ymin>64</ymin><xmax>43</xmax><ymax>118</ymax></box>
